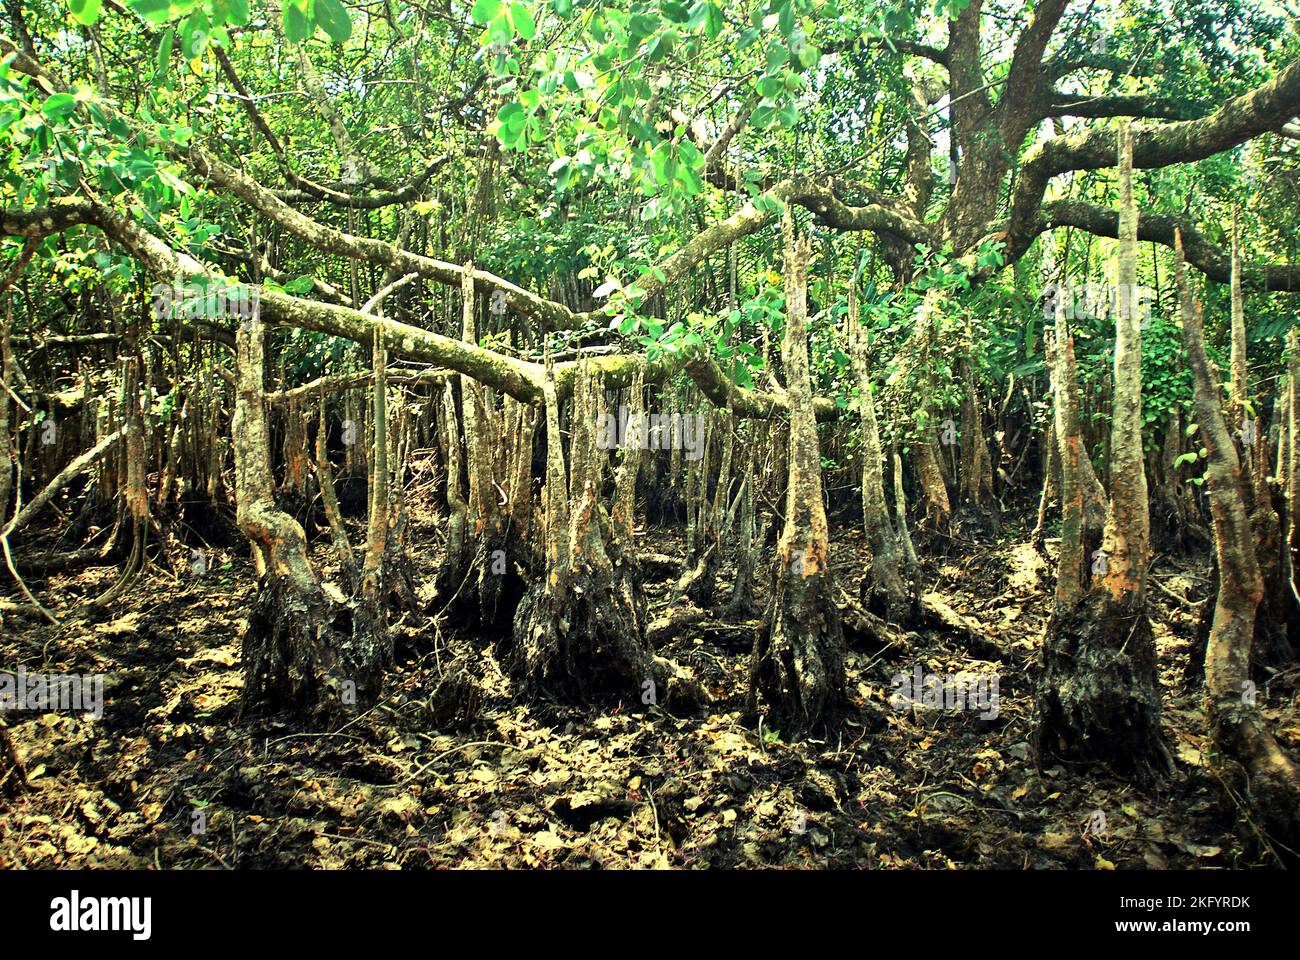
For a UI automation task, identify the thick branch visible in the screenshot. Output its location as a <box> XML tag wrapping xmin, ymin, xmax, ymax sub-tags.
<box><xmin>999</xmin><ymin>0</ymin><xmax>1070</xmax><ymax>140</ymax></box>
<box><xmin>4</xmin><ymin>429</ymin><xmax>124</xmax><ymax>540</ymax></box>
<box><xmin>1008</xmin><ymin>56</ymin><xmax>1300</xmax><ymax>243</ymax></box>
<box><xmin>1036</xmin><ymin>200</ymin><xmax>1300</xmax><ymax>291</ymax></box>
<box><xmin>1043</xmin><ymin>92</ymin><xmax>1211</xmax><ymax>121</ymax></box>
<box><xmin>1</xmin><ymin>199</ymin><xmax>840</xmax><ymax>424</ymax></box>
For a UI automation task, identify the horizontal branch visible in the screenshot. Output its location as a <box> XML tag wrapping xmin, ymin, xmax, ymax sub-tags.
<box><xmin>1043</xmin><ymin>92</ymin><xmax>1211</xmax><ymax>121</ymax></box>
<box><xmin>1008</xmin><ymin>55</ymin><xmax>1300</xmax><ymax>244</ymax></box>
<box><xmin>1037</xmin><ymin>200</ymin><xmax>1300</xmax><ymax>291</ymax></box>
<box><xmin>1</xmin><ymin>198</ymin><xmax>832</xmax><ymax>422</ymax></box>
<box><xmin>266</xmin><ymin>367</ymin><xmax>452</xmax><ymax>406</ymax></box>
<box><xmin>3</xmin><ymin>34</ymin><xmax>938</xmax><ymax>341</ymax></box>
<box><xmin>1045</xmin><ymin>50</ymin><xmax>1164</xmax><ymax>82</ymax></box>
<box><xmin>637</xmin><ymin>176</ymin><xmax>930</xmax><ymax>306</ymax></box>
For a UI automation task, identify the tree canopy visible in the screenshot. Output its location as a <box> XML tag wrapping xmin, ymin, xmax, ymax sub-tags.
<box><xmin>3</xmin><ymin>0</ymin><xmax>1297</xmax><ymax>408</ymax></box>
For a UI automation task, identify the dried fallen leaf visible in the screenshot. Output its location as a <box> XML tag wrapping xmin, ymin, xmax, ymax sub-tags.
<box><xmin>97</xmin><ymin>613</ymin><xmax>141</xmax><ymax>636</ymax></box>
<box><xmin>530</xmin><ymin>830</ymin><xmax>564</xmax><ymax>851</ymax></box>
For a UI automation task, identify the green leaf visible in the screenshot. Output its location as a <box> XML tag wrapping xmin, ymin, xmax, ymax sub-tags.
<box><xmin>68</xmin><ymin>0</ymin><xmax>103</xmax><ymax>26</ymax></box>
<box><xmin>508</xmin><ymin>3</ymin><xmax>536</xmax><ymax>40</ymax></box>
<box><xmin>283</xmin><ymin>2</ymin><xmax>311</xmax><ymax>43</ymax></box>
<box><xmin>488</xmin><ymin>11</ymin><xmax>514</xmax><ymax>43</ymax></box>
<box><xmin>471</xmin><ymin>0</ymin><xmax>502</xmax><ymax>23</ymax></box>
<box><xmin>629</xmin><ymin>13</ymin><xmax>659</xmax><ymax>38</ymax></box>
<box><xmin>885</xmin><ymin>8</ymin><xmax>914</xmax><ymax>36</ymax></box>
<box><xmin>689</xmin><ymin>1</ymin><xmax>723</xmax><ymax>37</ymax></box>
<box><xmin>128</xmin><ymin>0</ymin><xmax>171</xmax><ymax>24</ymax></box>
<box><xmin>42</xmin><ymin>93</ymin><xmax>77</xmax><ymax>122</ymax></box>
<box><xmin>677</xmin><ymin>163</ymin><xmax>702</xmax><ymax>195</ymax></box>
<box><xmin>704</xmin><ymin>2</ymin><xmax>724</xmax><ymax>38</ymax></box>
<box><xmin>650</xmin><ymin>141</ymin><xmax>675</xmax><ymax>186</ymax></box>
<box><xmin>180</xmin><ymin>10</ymin><xmax>211</xmax><ymax>60</ymax></box>
<box><xmin>778</xmin><ymin>0</ymin><xmax>794</xmax><ymax>35</ymax></box>
<box><xmin>661</xmin><ymin>1</ymin><xmax>690</xmax><ymax>23</ymax></box>
<box><xmin>548</xmin><ymin>155</ymin><xmax>572</xmax><ymax>190</ymax></box>
<box><xmin>226</xmin><ymin>0</ymin><xmax>251</xmax><ymax>26</ymax></box>
<box><xmin>498</xmin><ymin>101</ymin><xmax>525</xmax><ymax>130</ymax></box>
<box><xmin>315</xmin><ymin>0</ymin><xmax>353</xmax><ymax>43</ymax></box>
<box><xmin>495</xmin><ymin>101</ymin><xmax>529</xmax><ymax>149</ymax></box>
<box><xmin>155</xmin><ymin>27</ymin><xmax>175</xmax><ymax>81</ymax></box>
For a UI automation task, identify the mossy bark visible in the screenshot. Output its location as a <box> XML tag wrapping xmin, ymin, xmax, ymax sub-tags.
<box><xmin>1035</xmin><ymin>126</ymin><xmax>1167</xmax><ymax>778</ymax></box>
<box><xmin>676</xmin><ymin>407</ymin><xmax>728</xmax><ymax>608</ymax></box>
<box><xmin>952</xmin><ymin>353</ymin><xmax>999</xmax><ymax>537</ymax></box>
<box><xmin>726</xmin><ymin>435</ymin><xmax>759</xmax><ymax>616</ymax></box>
<box><xmin>234</xmin><ymin>318</ymin><xmax>390</xmax><ymax>724</ymax></box>
<box><xmin>1175</xmin><ymin>231</ymin><xmax>1300</xmax><ymax>856</ymax></box>
<box><xmin>747</xmin><ymin>218</ymin><xmax>847</xmax><ymax>739</ymax></box>
<box><xmin>434</xmin><ymin>272</ymin><xmax>534</xmax><ymax>635</ymax></box>
<box><xmin>0</xmin><ymin>305</ymin><xmax>13</xmax><ymax>527</ymax></box>
<box><xmin>1286</xmin><ymin>330</ymin><xmax>1300</xmax><ymax>651</ymax></box>
<box><xmin>846</xmin><ymin>279</ymin><xmax>919</xmax><ymax>621</ymax></box>
<box><xmin>512</xmin><ymin>361</ymin><xmax>655</xmax><ymax>707</ymax></box>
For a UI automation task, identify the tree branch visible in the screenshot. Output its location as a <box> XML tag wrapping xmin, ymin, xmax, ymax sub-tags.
<box><xmin>1043</xmin><ymin>92</ymin><xmax>1211</xmax><ymax>121</ymax></box>
<box><xmin>998</xmin><ymin>0</ymin><xmax>1070</xmax><ymax>141</ymax></box>
<box><xmin>1035</xmin><ymin>200</ymin><xmax>1300</xmax><ymax>291</ymax></box>
<box><xmin>1007</xmin><ymin>56</ymin><xmax>1300</xmax><ymax>245</ymax></box>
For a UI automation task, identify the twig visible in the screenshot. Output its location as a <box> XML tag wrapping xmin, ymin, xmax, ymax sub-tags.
<box><xmin>380</xmin><ymin>739</ymin><xmax>512</xmax><ymax>789</ymax></box>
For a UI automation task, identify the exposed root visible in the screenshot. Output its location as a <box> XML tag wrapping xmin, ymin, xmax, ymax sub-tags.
<box><xmin>1034</xmin><ymin>592</ymin><xmax>1171</xmax><ymax>782</ymax></box>
<box><xmin>241</xmin><ymin>573</ymin><xmax>391</xmax><ymax>726</ymax></box>
<box><xmin>511</xmin><ymin>564</ymin><xmax>653</xmax><ymax>707</ymax></box>
<box><xmin>749</xmin><ymin>557</ymin><xmax>848</xmax><ymax>741</ymax></box>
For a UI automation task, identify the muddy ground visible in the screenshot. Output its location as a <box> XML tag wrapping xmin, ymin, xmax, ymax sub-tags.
<box><xmin>2</xmin><ymin>498</ymin><xmax>1296</xmax><ymax>869</ymax></box>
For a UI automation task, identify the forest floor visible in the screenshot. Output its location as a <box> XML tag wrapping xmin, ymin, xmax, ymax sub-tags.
<box><xmin>2</xmin><ymin>496</ymin><xmax>1296</xmax><ymax>869</ymax></box>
